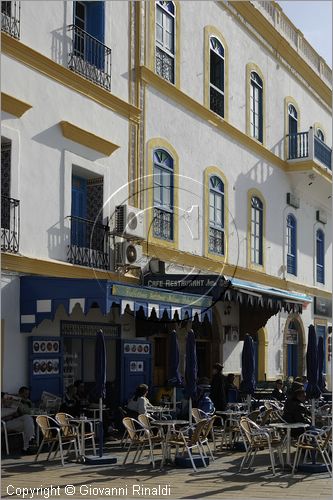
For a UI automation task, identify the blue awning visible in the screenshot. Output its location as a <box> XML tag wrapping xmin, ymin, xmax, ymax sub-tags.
<box><xmin>224</xmin><ymin>277</ymin><xmax>312</xmax><ymax>313</ymax></box>
<box><xmin>20</xmin><ymin>277</ymin><xmax>212</xmax><ymax>332</ymax></box>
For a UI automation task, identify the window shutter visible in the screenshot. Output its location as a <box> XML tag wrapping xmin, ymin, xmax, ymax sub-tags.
<box><xmin>86</xmin><ymin>1</ymin><xmax>105</xmax><ymax>69</ymax></box>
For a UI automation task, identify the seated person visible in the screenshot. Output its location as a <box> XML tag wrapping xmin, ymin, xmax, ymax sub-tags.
<box><xmin>2</xmin><ymin>392</ymin><xmax>35</xmax><ymax>453</ymax></box>
<box><xmin>17</xmin><ymin>386</ymin><xmax>33</xmax><ymax>415</ymax></box>
<box><xmin>282</xmin><ymin>382</ymin><xmax>311</xmax><ymax>438</ymax></box>
<box><xmin>126</xmin><ymin>384</ymin><xmax>154</xmax><ymax>417</ymax></box>
<box><xmin>226</xmin><ymin>374</ymin><xmax>239</xmax><ymax>403</ymax></box>
<box><xmin>74</xmin><ymin>380</ymin><xmax>89</xmax><ymax>409</ymax></box>
<box><xmin>61</xmin><ymin>384</ymin><xmax>80</xmax><ymax>416</ymax></box>
<box><xmin>196</xmin><ymin>380</ymin><xmax>215</xmax><ymax>416</ymax></box>
<box><xmin>271</xmin><ymin>379</ymin><xmax>285</xmax><ymax>402</ymax></box>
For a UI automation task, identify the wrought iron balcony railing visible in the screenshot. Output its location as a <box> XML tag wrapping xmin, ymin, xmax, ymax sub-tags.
<box><xmin>67</xmin><ymin>215</ymin><xmax>110</xmax><ymax>270</ymax></box>
<box><xmin>209</xmin><ymin>227</ymin><xmax>224</xmax><ymax>255</ymax></box>
<box><xmin>1</xmin><ymin>196</ymin><xmax>20</xmax><ymax>253</ymax></box>
<box><xmin>68</xmin><ymin>24</ymin><xmax>112</xmax><ymax>91</ymax></box>
<box><xmin>287</xmin><ymin>129</ymin><xmax>332</xmax><ymax>171</ymax></box>
<box><xmin>1</xmin><ymin>1</ymin><xmax>20</xmax><ymax>39</ymax></box>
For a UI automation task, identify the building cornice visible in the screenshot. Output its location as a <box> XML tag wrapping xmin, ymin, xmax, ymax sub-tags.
<box><xmin>142</xmin><ymin>241</ymin><xmax>331</xmax><ymax>300</ymax></box>
<box><xmin>1</xmin><ymin>33</ymin><xmax>141</xmax><ymax>124</ymax></box>
<box><xmin>1</xmin><ymin>92</ymin><xmax>32</xmax><ymax>117</ymax></box>
<box><xmin>59</xmin><ymin>121</ymin><xmax>119</xmax><ymax>156</ymax></box>
<box><xmin>228</xmin><ymin>1</ymin><xmax>332</xmax><ymax>108</ymax></box>
<box><xmin>286</xmin><ymin>160</ymin><xmax>332</xmax><ymax>183</ymax></box>
<box><xmin>1</xmin><ymin>253</ymin><xmax>138</xmax><ymax>283</ymax></box>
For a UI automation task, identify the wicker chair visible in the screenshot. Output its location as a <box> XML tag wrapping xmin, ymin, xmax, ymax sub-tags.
<box><xmin>292</xmin><ymin>427</ymin><xmax>332</xmax><ymax>477</ymax></box>
<box><xmin>35</xmin><ymin>415</ymin><xmax>78</xmax><ymax>466</ymax></box>
<box><xmin>239</xmin><ymin>417</ymin><xmax>284</xmax><ymax>476</ymax></box>
<box><xmin>167</xmin><ymin>419</ymin><xmax>209</xmax><ymax>472</ymax></box>
<box><xmin>122</xmin><ymin>417</ymin><xmax>163</xmax><ymax>469</ymax></box>
<box><xmin>55</xmin><ymin>412</ymin><xmax>96</xmax><ymax>456</ymax></box>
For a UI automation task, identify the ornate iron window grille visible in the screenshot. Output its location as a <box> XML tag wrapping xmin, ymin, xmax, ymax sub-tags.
<box><xmin>1</xmin><ymin>1</ymin><xmax>20</xmax><ymax>39</ymax></box>
<box><xmin>210</xmin><ymin>86</ymin><xmax>224</xmax><ymax>118</ymax></box>
<box><xmin>153</xmin><ymin>207</ymin><xmax>173</xmax><ymax>240</ymax></box>
<box><xmin>67</xmin><ymin>24</ymin><xmax>112</xmax><ymax>91</ymax></box>
<box><xmin>156</xmin><ymin>46</ymin><xmax>174</xmax><ymax>83</ymax></box>
<box><xmin>209</xmin><ymin>227</ymin><xmax>224</xmax><ymax>255</ymax></box>
<box><xmin>67</xmin><ymin>215</ymin><xmax>110</xmax><ymax>270</ymax></box>
<box><xmin>1</xmin><ymin>196</ymin><xmax>20</xmax><ymax>253</ymax></box>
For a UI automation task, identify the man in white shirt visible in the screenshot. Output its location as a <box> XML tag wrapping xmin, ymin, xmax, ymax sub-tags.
<box><xmin>2</xmin><ymin>392</ymin><xmax>35</xmax><ymax>452</ymax></box>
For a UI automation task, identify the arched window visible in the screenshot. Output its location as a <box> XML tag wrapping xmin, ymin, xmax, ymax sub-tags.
<box><xmin>251</xmin><ymin>196</ymin><xmax>263</xmax><ymax>265</ymax></box>
<box><xmin>153</xmin><ymin>149</ymin><xmax>174</xmax><ymax>241</ymax></box>
<box><xmin>209</xmin><ymin>175</ymin><xmax>224</xmax><ymax>255</ymax></box>
<box><xmin>209</xmin><ymin>37</ymin><xmax>224</xmax><ymax>118</ymax></box>
<box><xmin>316</xmin><ymin>128</ymin><xmax>325</xmax><ymax>142</ymax></box>
<box><xmin>155</xmin><ymin>1</ymin><xmax>175</xmax><ymax>83</ymax></box>
<box><xmin>316</xmin><ymin>229</ymin><xmax>325</xmax><ymax>284</ymax></box>
<box><xmin>288</xmin><ymin>104</ymin><xmax>298</xmax><ymax>158</ymax></box>
<box><xmin>250</xmin><ymin>72</ymin><xmax>263</xmax><ymax>143</ymax></box>
<box><xmin>286</xmin><ymin>214</ymin><xmax>297</xmax><ymax>275</ymax></box>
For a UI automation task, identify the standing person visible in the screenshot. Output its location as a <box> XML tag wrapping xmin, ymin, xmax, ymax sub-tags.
<box><xmin>210</xmin><ymin>363</ymin><xmax>227</xmax><ymax>411</ymax></box>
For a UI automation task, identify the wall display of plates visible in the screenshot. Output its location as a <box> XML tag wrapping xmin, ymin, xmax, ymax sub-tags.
<box><xmin>33</xmin><ymin>340</ymin><xmax>59</xmax><ymax>354</ymax></box>
<box><xmin>130</xmin><ymin>361</ymin><xmax>144</xmax><ymax>372</ymax></box>
<box><xmin>33</xmin><ymin>358</ymin><xmax>59</xmax><ymax>375</ymax></box>
<box><xmin>124</xmin><ymin>343</ymin><xmax>150</xmax><ymax>354</ymax></box>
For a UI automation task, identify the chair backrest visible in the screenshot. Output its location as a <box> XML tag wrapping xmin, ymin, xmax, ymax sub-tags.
<box><xmin>202</xmin><ymin>415</ymin><xmax>217</xmax><ymax>438</ymax></box>
<box><xmin>122</xmin><ymin>417</ymin><xmax>142</xmax><ymax>440</ymax></box>
<box><xmin>247</xmin><ymin>410</ymin><xmax>260</xmax><ymax>423</ymax></box>
<box><xmin>239</xmin><ymin>417</ymin><xmax>264</xmax><ymax>446</ymax></box>
<box><xmin>138</xmin><ymin>414</ymin><xmax>154</xmax><ymax>429</ymax></box>
<box><xmin>192</xmin><ymin>408</ymin><xmax>207</xmax><ymax>423</ymax></box>
<box><xmin>55</xmin><ymin>412</ymin><xmax>74</xmax><ymax>437</ymax></box>
<box><xmin>191</xmin><ymin>419</ymin><xmax>209</xmax><ymax>443</ymax></box>
<box><xmin>36</xmin><ymin>415</ymin><xmax>58</xmax><ymax>440</ymax></box>
<box><xmin>260</xmin><ymin>408</ymin><xmax>273</xmax><ymax>425</ymax></box>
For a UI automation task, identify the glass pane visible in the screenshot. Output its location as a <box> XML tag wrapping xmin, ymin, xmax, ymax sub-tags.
<box><xmin>156</xmin><ymin>25</ymin><xmax>163</xmax><ymax>44</ymax></box>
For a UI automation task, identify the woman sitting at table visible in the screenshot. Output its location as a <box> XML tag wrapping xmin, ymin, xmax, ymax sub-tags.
<box><xmin>126</xmin><ymin>384</ymin><xmax>154</xmax><ymax>417</ymax></box>
<box><xmin>271</xmin><ymin>379</ymin><xmax>285</xmax><ymax>402</ymax></box>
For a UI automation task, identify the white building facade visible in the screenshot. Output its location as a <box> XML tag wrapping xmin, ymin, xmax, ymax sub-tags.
<box><xmin>1</xmin><ymin>1</ymin><xmax>332</xmax><ymax>400</ymax></box>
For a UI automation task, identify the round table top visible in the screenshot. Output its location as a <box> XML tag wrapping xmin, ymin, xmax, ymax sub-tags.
<box><xmin>153</xmin><ymin>419</ymin><xmax>189</xmax><ymax>426</ymax></box>
<box><xmin>147</xmin><ymin>407</ymin><xmax>172</xmax><ymax>412</ymax></box>
<box><xmin>269</xmin><ymin>422</ymin><xmax>310</xmax><ymax>429</ymax></box>
<box><xmin>216</xmin><ymin>410</ymin><xmax>246</xmax><ymax>416</ymax></box>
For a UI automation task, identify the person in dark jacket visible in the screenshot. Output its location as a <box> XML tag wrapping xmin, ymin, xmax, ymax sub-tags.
<box><xmin>210</xmin><ymin>363</ymin><xmax>227</xmax><ymax>411</ymax></box>
<box><xmin>271</xmin><ymin>379</ymin><xmax>285</xmax><ymax>402</ymax></box>
<box><xmin>282</xmin><ymin>382</ymin><xmax>311</xmax><ymax>437</ymax></box>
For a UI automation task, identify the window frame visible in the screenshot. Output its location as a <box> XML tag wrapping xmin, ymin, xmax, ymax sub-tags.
<box><xmin>153</xmin><ymin>148</ymin><xmax>174</xmax><ymax>242</ymax></box>
<box><xmin>286</xmin><ymin>214</ymin><xmax>297</xmax><ymax>276</ymax></box>
<box><xmin>250</xmin><ymin>195</ymin><xmax>263</xmax><ymax>266</ymax></box>
<box><xmin>316</xmin><ymin>228</ymin><xmax>325</xmax><ymax>284</ymax></box>
<box><xmin>208</xmin><ymin>175</ymin><xmax>225</xmax><ymax>255</ymax></box>
<box><xmin>209</xmin><ymin>36</ymin><xmax>225</xmax><ymax>118</ymax></box>
<box><xmin>250</xmin><ymin>71</ymin><xmax>263</xmax><ymax>143</ymax></box>
<box><xmin>155</xmin><ymin>1</ymin><xmax>176</xmax><ymax>84</ymax></box>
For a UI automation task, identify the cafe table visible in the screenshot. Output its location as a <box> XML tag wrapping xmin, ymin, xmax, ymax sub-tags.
<box><xmin>146</xmin><ymin>406</ymin><xmax>173</xmax><ymax>419</ymax></box>
<box><xmin>269</xmin><ymin>422</ymin><xmax>310</xmax><ymax>466</ymax></box>
<box><xmin>70</xmin><ymin>416</ymin><xmax>99</xmax><ymax>461</ymax></box>
<box><xmin>153</xmin><ymin>419</ymin><xmax>189</xmax><ymax>467</ymax></box>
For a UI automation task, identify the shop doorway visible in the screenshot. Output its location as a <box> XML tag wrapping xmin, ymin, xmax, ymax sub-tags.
<box><xmin>284</xmin><ymin>317</ymin><xmax>304</xmax><ymax>378</ymax></box>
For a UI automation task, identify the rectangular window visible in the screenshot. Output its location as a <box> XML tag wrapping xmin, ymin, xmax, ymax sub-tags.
<box><xmin>251</xmin><ymin>207</ymin><xmax>263</xmax><ymax>265</ymax></box>
<box><xmin>155</xmin><ymin>4</ymin><xmax>175</xmax><ymax>83</ymax></box>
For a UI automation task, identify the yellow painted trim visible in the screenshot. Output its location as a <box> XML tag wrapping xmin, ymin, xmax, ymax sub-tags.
<box><xmin>204</xmin><ymin>166</ymin><xmax>228</xmax><ymax>263</ymax></box>
<box><xmin>1</xmin><ymin>33</ymin><xmax>141</xmax><ymax>124</ymax></box>
<box><xmin>149</xmin><ymin>1</ymin><xmax>180</xmax><ymax>88</ymax></box>
<box><xmin>146</xmin><ymin>138</ymin><xmax>179</xmax><ymax>250</ymax></box>
<box><xmin>286</xmin><ymin>160</ymin><xmax>332</xmax><ymax>182</ymax></box>
<box><xmin>257</xmin><ymin>327</ymin><xmax>268</xmax><ymax>381</ymax></box>
<box><xmin>230</xmin><ymin>2</ymin><xmax>332</xmax><ymax>107</ymax></box>
<box><xmin>247</xmin><ymin>188</ymin><xmax>266</xmax><ymax>272</ymax></box>
<box><xmin>246</xmin><ymin>63</ymin><xmax>266</xmax><ymax>146</ymax></box>
<box><xmin>140</xmin><ymin>66</ymin><xmax>287</xmax><ymax>170</ymax></box>
<box><xmin>204</xmin><ymin>26</ymin><xmax>229</xmax><ymax>121</ymax></box>
<box><xmin>141</xmin><ymin>241</ymin><xmax>331</xmax><ymax>300</ymax></box>
<box><xmin>284</xmin><ymin>96</ymin><xmax>301</xmax><ymax>160</ymax></box>
<box><xmin>313</xmin><ymin>122</ymin><xmax>327</xmax><ymax>142</ymax></box>
<box><xmin>59</xmin><ymin>121</ymin><xmax>119</xmax><ymax>156</ymax></box>
<box><xmin>1</xmin><ymin>92</ymin><xmax>32</xmax><ymax>117</ymax></box>
<box><xmin>1</xmin><ymin>253</ymin><xmax>138</xmax><ymax>283</ymax></box>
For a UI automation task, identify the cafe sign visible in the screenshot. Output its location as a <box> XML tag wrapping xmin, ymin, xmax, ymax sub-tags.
<box><xmin>286</xmin><ymin>329</ymin><xmax>298</xmax><ymax>345</ymax></box>
<box><xmin>314</xmin><ymin>297</ymin><xmax>332</xmax><ymax>318</ymax></box>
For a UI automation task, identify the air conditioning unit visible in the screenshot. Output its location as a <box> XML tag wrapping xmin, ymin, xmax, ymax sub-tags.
<box><xmin>286</xmin><ymin>193</ymin><xmax>300</xmax><ymax>209</ymax></box>
<box><xmin>316</xmin><ymin>210</ymin><xmax>327</xmax><ymax>224</ymax></box>
<box><xmin>114</xmin><ymin>204</ymin><xmax>144</xmax><ymax>240</ymax></box>
<box><xmin>114</xmin><ymin>241</ymin><xmax>143</xmax><ymax>267</ymax></box>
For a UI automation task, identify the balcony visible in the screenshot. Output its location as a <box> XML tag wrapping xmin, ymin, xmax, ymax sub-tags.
<box><xmin>1</xmin><ymin>1</ymin><xmax>20</xmax><ymax>39</ymax></box>
<box><xmin>67</xmin><ymin>216</ymin><xmax>110</xmax><ymax>270</ymax></box>
<box><xmin>286</xmin><ymin>128</ymin><xmax>332</xmax><ymax>171</ymax></box>
<box><xmin>1</xmin><ymin>196</ymin><xmax>20</xmax><ymax>253</ymax></box>
<box><xmin>67</xmin><ymin>24</ymin><xmax>112</xmax><ymax>91</ymax></box>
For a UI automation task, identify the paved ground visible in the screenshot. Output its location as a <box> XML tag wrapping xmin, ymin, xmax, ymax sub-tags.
<box><xmin>1</xmin><ymin>440</ymin><xmax>332</xmax><ymax>500</ymax></box>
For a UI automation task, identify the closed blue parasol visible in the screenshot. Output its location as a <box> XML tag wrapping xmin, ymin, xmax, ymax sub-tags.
<box><xmin>95</xmin><ymin>329</ymin><xmax>106</xmax><ymax>457</ymax></box>
<box><xmin>169</xmin><ymin>330</ymin><xmax>182</xmax><ymax>386</ymax></box>
<box><xmin>185</xmin><ymin>329</ymin><xmax>197</xmax><ymax>423</ymax></box>
<box><xmin>241</xmin><ymin>334</ymin><xmax>255</xmax><ymax>410</ymax></box>
<box><xmin>317</xmin><ymin>336</ymin><xmax>325</xmax><ymax>392</ymax></box>
<box><xmin>306</xmin><ymin>325</ymin><xmax>321</xmax><ymax>425</ymax></box>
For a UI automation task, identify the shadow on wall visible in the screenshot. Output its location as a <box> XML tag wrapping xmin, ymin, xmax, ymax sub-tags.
<box><xmin>50</xmin><ymin>2</ymin><xmax>70</xmax><ymax>67</ymax></box>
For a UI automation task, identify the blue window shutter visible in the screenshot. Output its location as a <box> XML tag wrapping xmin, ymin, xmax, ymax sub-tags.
<box><xmin>85</xmin><ymin>1</ymin><xmax>105</xmax><ymax>69</ymax></box>
<box><xmin>291</xmin><ymin>218</ymin><xmax>297</xmax><ymax>275</ymax></box>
